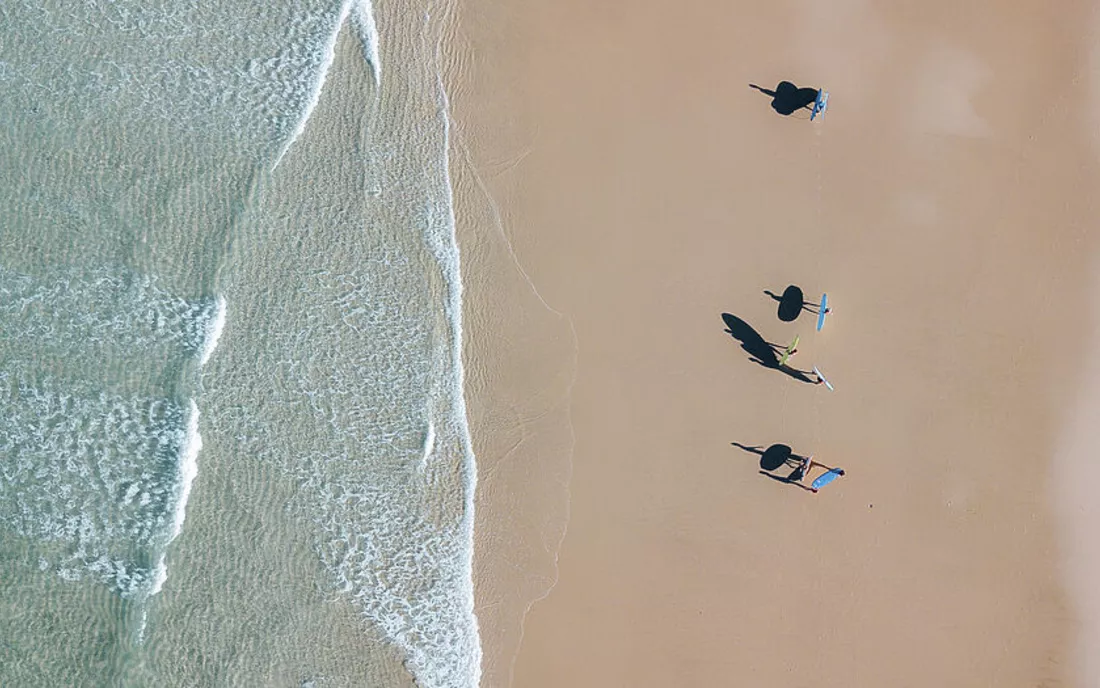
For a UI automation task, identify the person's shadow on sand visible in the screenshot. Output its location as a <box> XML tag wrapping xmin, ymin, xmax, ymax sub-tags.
<box><xmin>749</xmin><ymin>81</ymin><xmax>820</xmax><ymax>116</ymax></box>
<box><xmin>764</xmin><ymin>286</ymin><xmax>822</xmax><ymax>323</ymax></box>
<box><xmin>721</xmin><ymin>313</ymin><xmax>815</xmax><ymax>383</ymax></box>
<box><xmin>731</xmin><ymin>441</ymin><xmax>816</xmax><ymax>491</ymax></box>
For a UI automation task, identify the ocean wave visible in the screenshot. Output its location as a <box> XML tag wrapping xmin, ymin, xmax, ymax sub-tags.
<box><xmin>0</xmin><ymin>266</ymin><xmax>220</xmax><ymax>599</ymax></box>
<box><xmin>0</xmin><ymin>264</ymin><xmax>220</xmax><ymax>366</ymax></box>
<box><xmin>0</xmin><ymin>0</ymin><xmax>479</xmax><ymax>683</ymax></box>
<box><xmin>200</xmin><ymin>296</ymin><xmax>227</xmax><ymax>367</ymax></box>
<box><xmin>0</xmin><ymin>1</ymin><xmax>369</xmax><ymax>154</ymax></box>
<box><xmin>0</xmin><ymin>372</ymin><xmax>186</xmax><ymax>597</ymax></box>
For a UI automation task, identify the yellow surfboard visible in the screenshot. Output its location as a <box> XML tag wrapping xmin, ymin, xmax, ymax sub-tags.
<box><xmin>779</xmin><ymin>335</ymin><xmax>799</xmax><ymax>366</ymax></box>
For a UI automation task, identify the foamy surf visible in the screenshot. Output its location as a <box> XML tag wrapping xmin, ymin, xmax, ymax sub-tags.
<box><xmin>351</xmin><ymin>0</ymin><xmax>382</xmax><ymax>84</ymax></box>
<box><xmin>241</xmin><ymin>0</ymin><xmax>481</xmax><ymax>681</ymax></box>
<box><xmin>167</xmin><ymin>401</ymin><xmax>201</xmax><ymax>548</ymax></box>
<box><xmin>0</xmin><ymin>266</ymin><xmax>221</xmax><ymax>600</ymax></box>
<box><xmin>145</xmin><ymin>400</ymin><xmax>200</xmax><ymax>603</ymax></box>
<box><xmin>271</xmin><ymin>0</ymin><xmax>381</xmax><ymax>171</ymax></box>
<box><xmin>142</xmin><ymin>350</ymin><xmax>211</xmax><ymax>605</ymax></box>
<box><xmin>200</xmin><ymin>297</ymin><xmax>227</xmax><ymax>367</ymax></box>
<box><xmin>428</xmin><ymin>11</ymin><xmax>483</xmax><ymax>684</ymax></box>
<box><xmin>0</xmin><ymin>265</ymin><xmax>222</xmax><ymax>362</ymax></box>
<box><xmin>0</xmin><ymin>0</ymin><xmax>482</xmax><ymax>683</ymax></box>
<box><xmin>0</xmin><ymin>376</ymin><xmax>188</xmax><ymax>597</ymax></box>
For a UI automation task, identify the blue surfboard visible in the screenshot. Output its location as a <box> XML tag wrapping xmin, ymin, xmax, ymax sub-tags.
<box><xmin>810</xmin><ymin>89</ymin><xmax>829</xmax><ymax>121</ymax></box>
<box><xmin>811</xmin><ymin>468</ymin><xmax>843</xmax><ymax>491</ymax></box>
<box><xmin>816</xmin><ymin>293</ymin><xmax>828</xmax><ymax>331</ymax></box>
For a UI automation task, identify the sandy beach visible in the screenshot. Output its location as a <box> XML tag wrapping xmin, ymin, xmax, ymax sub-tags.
<box><xmin>450</xmin><ymin>0</ymin><xmax>1100</xmax><ymax>685</ymax></box>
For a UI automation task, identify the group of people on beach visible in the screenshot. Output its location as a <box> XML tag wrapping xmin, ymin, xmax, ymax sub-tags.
<box><xmin>766</xmin><ymin>287</ymin><xmax>844</xmax><ymax>493</ymax></box>
<box><xmin>741</xmin><ymin>85</ymin><xmax>842</xmax><ymax>494</ymax></box>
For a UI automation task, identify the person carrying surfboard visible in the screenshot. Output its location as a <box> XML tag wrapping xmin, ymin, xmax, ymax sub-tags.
<box><xmin>794</xmin><ymin>455</ymin><xmax>845</xmax><ymax>493</ymax></box>
<box><xmin>777</xmin><ymin>335</ymin><xmax>799</xmax><ymax>366</ymax></box>
<box><xmin>810</xmin><ymin>89</ymin><xmax>829</xmax><ymax>121</ymax></box>
<box><xmin>815</xmin><ymin>293</ymin><xmax>830</xmax><ymax>331</ymax></box>
<box><xmin>789</xmin><ymin>455</ymin><xmax>813</xmax><ymax>482</ymax></box>
<box><xmin>812</xmin><ymin>365</ymin><xmax>834</xmax><ymax>391</ymax></box>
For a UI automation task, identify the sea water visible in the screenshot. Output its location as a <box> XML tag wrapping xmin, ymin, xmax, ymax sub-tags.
<box><xmin>0</xmin><ymin>1</ymin><xmax>479</xmax><ymax>686</ymax></box>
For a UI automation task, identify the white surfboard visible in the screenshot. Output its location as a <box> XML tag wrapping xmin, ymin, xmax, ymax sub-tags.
<box><xmin>812</xmin><ymin>365</ymin><xmax>834</xmax><ymax>391</ymax></box>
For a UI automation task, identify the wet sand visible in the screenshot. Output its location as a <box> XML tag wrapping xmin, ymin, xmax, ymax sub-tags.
<box><xmin>449</xmin><ymin>0</ymin><xmax>1100</xmax><ymax>685</ymax></box>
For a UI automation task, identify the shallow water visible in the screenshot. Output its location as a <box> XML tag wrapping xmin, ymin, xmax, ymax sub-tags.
<box><xmin>0</xmin><ymin>1</ymin><xmax>479</xmax><ymax>685</ymax></box>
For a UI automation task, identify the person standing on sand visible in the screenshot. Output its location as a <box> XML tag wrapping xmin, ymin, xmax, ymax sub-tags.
<box><xmin>811</xmin><ymin>365</ymin><xmax>834</xmax><ymax>391</ymax></box>
<box><xmin>794</xmin><ymin>455</ymin><xmax>845</xmax><ymax>493</ymax></box>
<box><xmin>790</xmin><ymin>455</ymin><xmax>814</xmax><ymax>481</ymax></box>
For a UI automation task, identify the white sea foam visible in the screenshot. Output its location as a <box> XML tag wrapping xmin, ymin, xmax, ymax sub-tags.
<box><xmin>144</xmin><ymin>401</ymin><xmax>200</xmax><ymax>600</ymax></box>
<box><xmin>200</xmin><ymin>296</ymin><xmax>227</xmax><ymax>367</ymax></box>
<box><xmin>148</xmin><ymin>553</ymin><xmax>169</xmax><ymax>598</ymax></box>
<box><xmin>0</xmin><ymin>1</ymin><xmax>370</xmax><ymax>155</ymax></box>
<box><xmin>168</xmin><ymin>400</ymin><xmax>201</xmax><ymax>544</ymax></box>
<box><xmin>419</xmin><ymin>422</ymin><xmax>437</xmax><ymax>472</ymax></box>
<box><xmin>351</xmin><ymin>0</ymin><xmax>382</xmax><ymax>84</ymax></box>
<box><xmin>271</xmin><ymin>0</ymin><xmax>359</xmax><ymax>171</ymax></box>
<box><xmin>426</xmin><ymin>11</ymin><xmax>482</xmax><ymax>685</ymax></box>
<box><xmin>270</xmin><ymin>3</ymin><xmax>482</xmax><ymax>682</ymax></box>
<box><xmin>259</xmin><ymin>119</ymin><xmax>482</xmax><ymax>684</ymax></box>
<box><xmin>0</xmin><ymin>265</ymin><xmax>221</xmax><ymax>363</ymax></box>
<box><xmin>313</xmin><ymin>3</ymin><xmax>483</xmax><ymax>679</ymax></box>
<box><xmin>0</xmin><ymin>266</ymin><xmax>215</xmax><ymax>599</ymax></box>
<box><xmin>0</xmin><ymin>373</ymin><xmax>187</xmax><ymax>597</ymax></box>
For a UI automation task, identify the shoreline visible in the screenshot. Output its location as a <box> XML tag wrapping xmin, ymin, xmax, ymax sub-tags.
<box><xmin>449</xmin><ymin>0</ymin><xmax>1100</xmax><ymax>685</ymax></box>
<box><xmin>444</xmin><ymin>3</ymin><xmax>578</xmax><ymax>683</ymax></box>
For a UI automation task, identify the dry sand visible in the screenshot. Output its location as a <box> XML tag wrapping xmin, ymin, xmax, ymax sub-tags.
<box><xmin>448</xmin><ymin>0</ymin><xmax>1100</xmax><ymax>685</ymax></box>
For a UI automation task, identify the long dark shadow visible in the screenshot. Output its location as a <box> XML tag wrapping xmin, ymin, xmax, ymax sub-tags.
<box><xmin>749</xmin><ymin>81</ymin><xmax>820</xmax><ymax>116</ymax></box>
<box><xmin>730</xmin><ymin>442</ymin><xmax>766</xmax><ymax>456</ymax></box>
<box><xmin>722</xmin><ymin>313</ymin><xmax>778</xmax><ymax>364</ymax></box>
<box><xmin>721</xmin><ymin>313</ymin><xmax>816</xmax><ymax>383</ymax></box>
<box><xmin>759</xmin><ymin>470</ymin><xmax>816</xmax><ymax>492</ymax></box>
<box><xmin>732</xmin><ymin>441</ymin><xmax>805</xmax><ymax>471</ymax></box>
<box><xmin>764</xmin><ymin>286</ymin><xmax>819</xmax><ymax>322</ymax></box>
